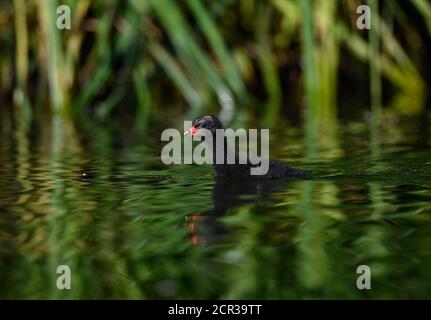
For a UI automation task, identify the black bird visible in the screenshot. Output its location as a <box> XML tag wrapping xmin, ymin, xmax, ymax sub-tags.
<box><xmin>184</xmin><ymin>115</ymin><xmax>308</xmax><ymax>178</ymax></box>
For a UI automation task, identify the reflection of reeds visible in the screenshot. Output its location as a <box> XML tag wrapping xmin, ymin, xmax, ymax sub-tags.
<box><xmin>1</xmin><ymin>107</ymin><xmax>430</xmax><ymax>298</ymax></box>
<box><xmin>412</xmin><ymin>0</ymin><xmax>431</xmax><ymax>33</ymax></box>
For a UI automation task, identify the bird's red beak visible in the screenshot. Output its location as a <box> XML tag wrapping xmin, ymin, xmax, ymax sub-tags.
<box><xmin>184</xmin><ymin>126</ymin><xmax>196</xmax><ymax>136</ymax></box>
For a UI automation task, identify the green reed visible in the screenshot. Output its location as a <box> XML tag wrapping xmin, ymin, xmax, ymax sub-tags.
<box><xmin>1</xmin><ymin>0</ymin><xmax>429</xmax><ymax>126</ymax></box>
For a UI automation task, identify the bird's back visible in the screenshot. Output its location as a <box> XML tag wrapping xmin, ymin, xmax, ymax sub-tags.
<box><xmin>213</xmin><ymin>159</ymin><xmax>308</xmax><ymax>178</ymax></box>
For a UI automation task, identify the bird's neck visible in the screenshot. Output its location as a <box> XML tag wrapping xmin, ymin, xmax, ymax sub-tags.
<box><xmin>203</xmin><ymin>133</ymin><xmax>231</xmax><ymax>164</ymax></box>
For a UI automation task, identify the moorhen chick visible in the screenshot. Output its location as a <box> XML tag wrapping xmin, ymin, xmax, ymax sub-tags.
<box><xmin>184</xmin><ymin>115</ymin><xmax>308</xmax><ymax>178</ymax></box>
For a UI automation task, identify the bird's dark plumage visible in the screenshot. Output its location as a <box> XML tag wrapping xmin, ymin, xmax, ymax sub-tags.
<box><xmin>187</xmin><ymin>115</ymin><xmax>308</xmax><ymax>178</ymax></box>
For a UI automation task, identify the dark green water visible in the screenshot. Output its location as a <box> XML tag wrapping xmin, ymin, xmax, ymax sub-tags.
<box><xmin>1</xmin><ymin>109</ymin><xmax>430</xmax><ymax>299</ymax></box>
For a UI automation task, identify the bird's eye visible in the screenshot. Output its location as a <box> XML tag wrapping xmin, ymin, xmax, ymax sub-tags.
<box><xmin>201</xmin><ymin>123</ymin><xmax>207</xmax><ymax>128</ymax></box>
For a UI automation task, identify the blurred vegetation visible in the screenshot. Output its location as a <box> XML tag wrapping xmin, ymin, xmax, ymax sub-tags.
<box><xmin>1</xmin><ymin>1</ymin><xmax>431</xmax><ymax>299</ymax></box>
<box><xmin>1</xmin><ymin>0</ymin><xmax>430</xmax><ymax>127</ymax></box>
<box><xmin>1</xmin><ymin>105</ymin><xmax>431</xmax><ymax>298</ymax></box>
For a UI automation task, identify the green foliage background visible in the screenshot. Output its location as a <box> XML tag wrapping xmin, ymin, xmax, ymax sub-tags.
<box><xmin>1</xmin><ymin>0</ymin><xmax>430</xmax><ymax>125</ymax></box>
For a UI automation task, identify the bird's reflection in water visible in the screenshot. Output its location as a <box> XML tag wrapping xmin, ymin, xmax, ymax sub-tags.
<box><xmin>186</xmin><ymin>177</ymin><xmax>292</xmax><ymax>245</ymax></box>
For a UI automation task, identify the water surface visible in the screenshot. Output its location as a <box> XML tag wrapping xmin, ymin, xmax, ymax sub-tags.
<box><xmin>0</xmin><ymin>109</ymin><xmax>430</xmax><ymax>299</ymax></box>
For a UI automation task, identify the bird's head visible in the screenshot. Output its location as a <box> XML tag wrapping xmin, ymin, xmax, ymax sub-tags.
<box><xmin>184</xmin><ymin>115</ymin><xmax>224</xmax><ymax>137</ymax></box>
